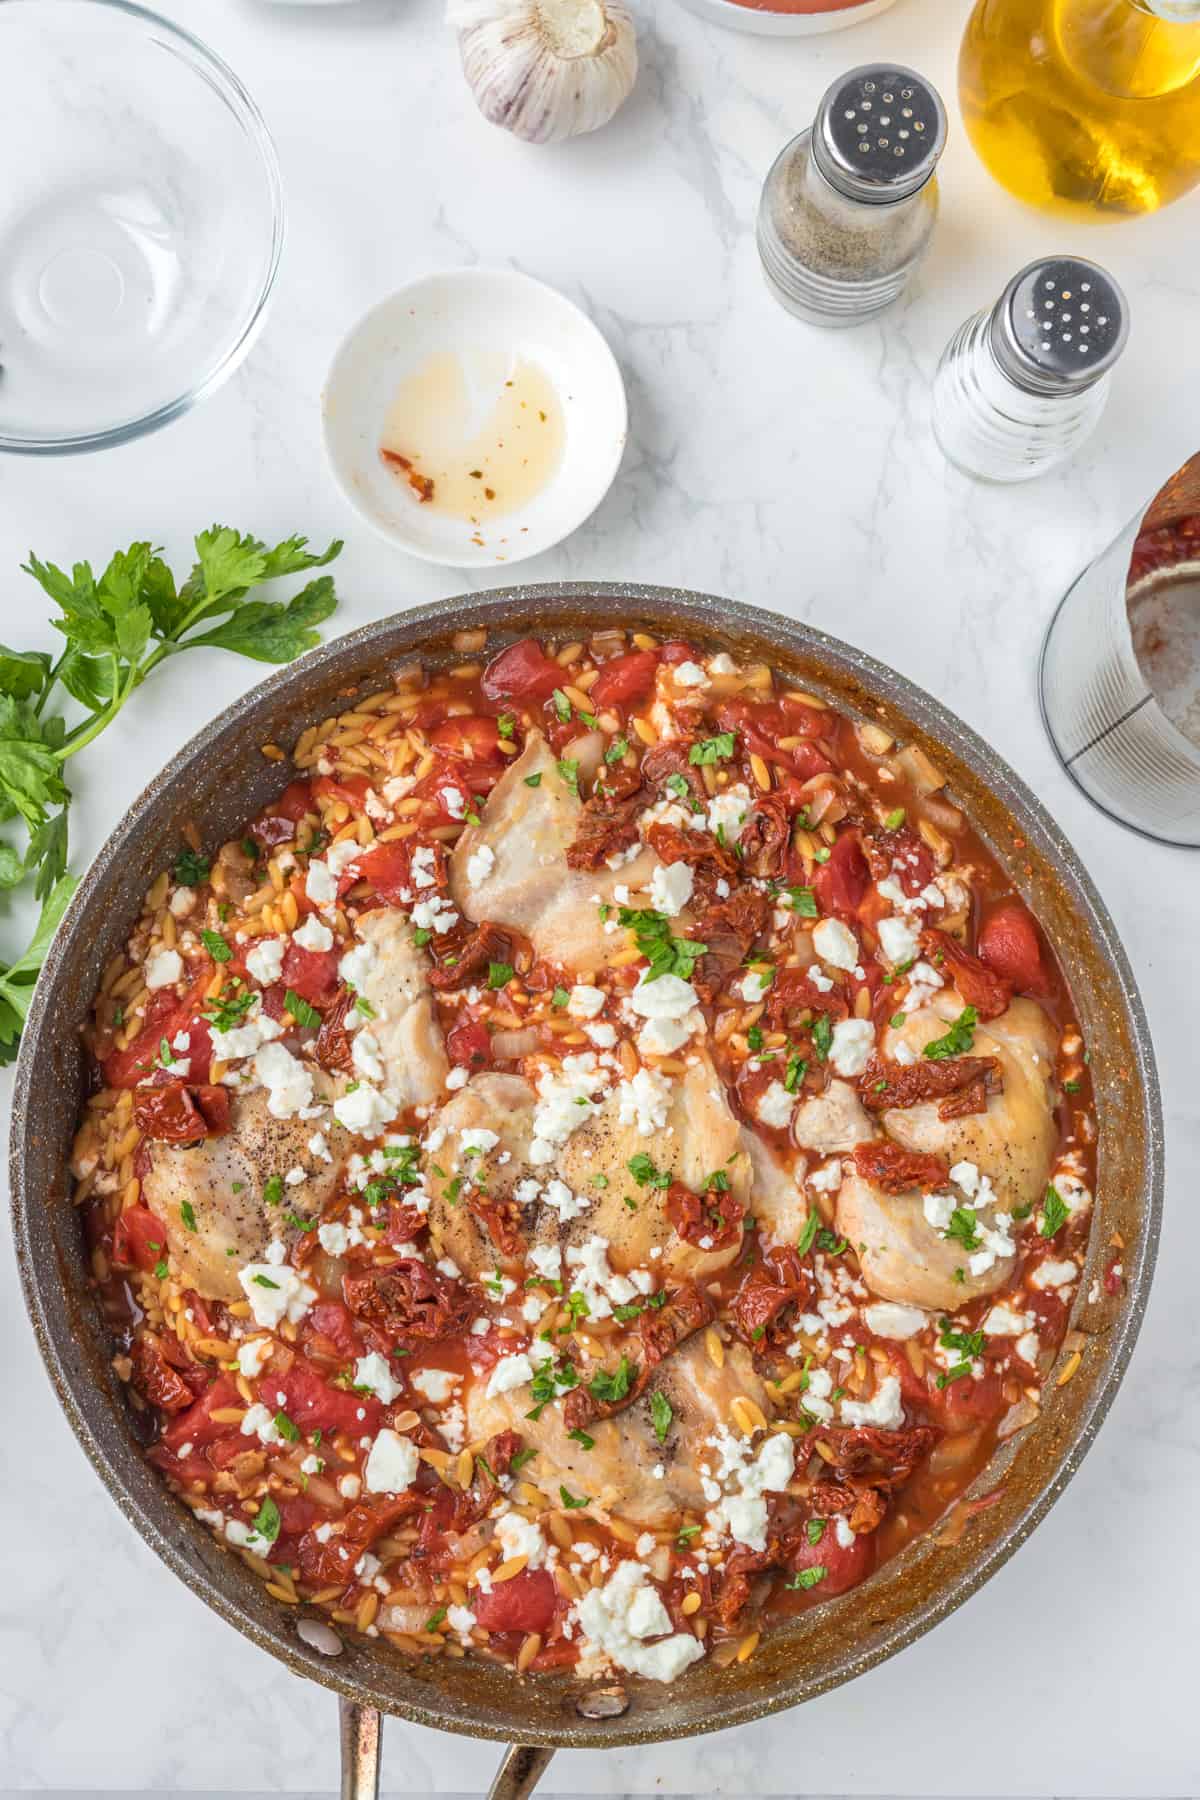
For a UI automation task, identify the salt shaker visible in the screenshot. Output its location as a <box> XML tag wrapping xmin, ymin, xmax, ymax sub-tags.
<box><xmin>932</xmin><ymin>256</ymin><xmax>1130</xmax><ymax>482</ymax></box>
<box><xmin>757</xmin><ymin>64</ymin><xmax>947</xmax><ymax>329</ymax></box>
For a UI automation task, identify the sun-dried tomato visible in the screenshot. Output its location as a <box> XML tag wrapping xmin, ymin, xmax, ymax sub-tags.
<box><xmin>809</xmin><ymin>1481</ymin><xmax>888</xmax><ymax>1535</ymax></box>
<box><xmin>343</xmin><ymin>1258</ymin><xmax>474</xmax><ymax>1350</ymax></box>
<box><xmin>298</xmin><ymin>1492</ymin><xmax>425</xmax><ymax>1587</ymax></box>
<box><xmin>730</xmin><ymin>1245</ymin><xmax>815</xmax><ymax>1348</ymax></box>
<box><xmin>665</xmin><ymin>1180</ymin><xmax>745</xmax><ymax>1251</ymax></box>
<box><xmin>562</xmin><ymin>1283</ymin><xmax>715</xmax><ymax>1431</ymax></box>
<box><xmin>764</xmin><ymin>966</ymin><xmax>850</xmax><ymax>1029</ymax></box>
<box><xmin>131</xmin><ymin>1332</ymin><xmax>201</xmax><ymax>1413</ymax></box>
<box><xmin>859</xmin><ymin>1054</ymin><xmax>1002</xmax><ymax>1120</ymax></box>
<box><xmin>314</xmin><ymin>988</ymin><xmax>355</xmax><ymax>1074</ymax></box>
<box><xmin>467</xmin><ymin>1193</ymin><xmax>526</xmax><ymax>1263</ymax></box>
<box><xmin>822</xmin><ymin>1424</ymin><xmax>940</xmax><ymax>1492</ymax></box>
<box><xmin>565</xmin><ymin>764</ymin><xmax>646</xmax><ymax>870</ymax></box>
<box><xmin>852</xmin><ymin>1140</ymin><xmax>951</xmax><ymax>1194</ymax></box>
<box><xmin>429</xmin><ymin>921</ymin><xmax>513</xmax><ymax>991</ymax></box>
<box><xmin>923</xmin><ymin>929</ymin><xmax>1011</xmax><ymax>1021</ymax></box>
<box><xmin>133</xmin><ymin>1081</ymin><xmax>230</xmax><ymax>1143</ymax></box>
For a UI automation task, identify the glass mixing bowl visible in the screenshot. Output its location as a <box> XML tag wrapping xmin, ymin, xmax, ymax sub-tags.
<box><xmin>0</xmin><ymin>0</ymin><xmax>284</xmax><ymax>454</ymax></box>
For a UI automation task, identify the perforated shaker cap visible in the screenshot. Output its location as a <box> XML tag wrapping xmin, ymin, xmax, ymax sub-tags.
<box><xmin>812</xmin><ymin>65</ymin><xmax>947</xmax><ymax>206</ymax></box>
<box><xmin>989</xmin><ymin>257</ymin><xmax>1130</xmax><ymax>395</ymax></box>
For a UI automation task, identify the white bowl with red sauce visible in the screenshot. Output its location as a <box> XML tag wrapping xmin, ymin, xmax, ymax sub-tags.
<box><xmin>675</xmin><ymin>0</ymin><xmax>899</xmax><ymax>34</ymax></box>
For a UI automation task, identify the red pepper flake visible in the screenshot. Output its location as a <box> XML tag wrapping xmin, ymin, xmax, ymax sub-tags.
<box><xmin>380</xmin><ymin>447</ymin><xmax>435</xmax><ymax>503</ymax></box>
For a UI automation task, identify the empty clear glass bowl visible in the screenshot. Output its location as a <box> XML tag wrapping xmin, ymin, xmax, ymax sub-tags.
<box><xmin>0</xmin><ymin>0</ymin><xmax>285</xmax><ymax>454</ymax></box>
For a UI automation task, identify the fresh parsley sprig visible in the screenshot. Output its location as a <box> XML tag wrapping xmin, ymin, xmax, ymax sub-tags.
<box><xmin>0</xmin><ymin>526</ymin><xmax>342</xmax><ymax>1063</ymax></box>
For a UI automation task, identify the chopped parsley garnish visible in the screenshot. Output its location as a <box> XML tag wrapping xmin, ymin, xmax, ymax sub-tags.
<box><xmin>559</xmin><ymin>1486</ymin><xmax>590</xmax><ymax>1510</ymax></box>
<box><xmin>551</xmin><ymin>985</ymin><xmax>570</xmax><ymax>1008</ymax></box>
<box><xmin>551</xmin><ymin>689</ymin><xmax>572</xmax><ymax>723</ymax></box>
<box><xmin>923</xmin><ymin>1005</ymin><xmax>978</xmax><ymax>1060</ymax></box>
<box><xmin>812</xmin><ymin>846</ymin><xmax>831</xmax><ymax>864</ymax></box>
<box><xmin>203</xmin><ymin>984</ymin><xmax>256</xmax><ymax>1030</ymax></box>
<box><xmin>806</xmin><ymin>1518</ymin><xmax>826</xmax><ymax>1546</ymax></box>
<box><xmin>274</xmin><ymin>1411</ymin><xmax>300</xmax><ymax>1442</ymax></box>
<box><xmin>817</xmin><ymin>1228</ymin><xmax>848</xmax><ymax>1256</ymax></box>
<box><xmin>284</xmin><ymin>989</ymin><xmax>321</xmax><ymax>1030</ymax></box>
<box><xmin>263</xmin><ymin>1175</ymin><xmax>283</xmax><ymax>1207</ymax></box>
<box><xmin>936</xmin><ymin>1363</ymin><xmax>974</xmax><ymax>1390</ymax></box>
<box><xmin>424</xmin><ymin>1605</ymin><xmax>448</xmax><ymax>1632</ymax></box>
<box><xmin>665</xmin><ymin>772</ymin><xmax>704</xmax><ymax>814</ymax></box>
<box><xmin>158</xmin><ymin>1036</ymin><xmax>174</xmax><ymax>1066</ymax></box>
<box><xmin>179</xmin><ymin>1200</ymin><xmax>198</xmax><ymax>1232</ymax></box>
<box><xmin>497</xmin><ymin>714</ymin><xmax>516</xmax><ymax>740</ymax></box>
<box><xmin>798</xmin><ymin>1210</ymin><xmax>821</xmax><ymax>1256</ymax></box>
<box><xmin>173</xmin><ymin>848</ymin><xmax>210</xmax><ymax>887</ymax></box>
<box><xmin>510</xmin><ymin>1446</ymin><xmax>537</xmax><ymax>1474</ymax></box>
<box><xmin>1064</xmin><ymin>1078</ymin><xmax>1081</xmax><ymax>1094</ymax></box>
<box><xmin>253</xmin><ymin>1496</ymin><xmax>281</xmax><ymax>1545</ymax></box>
<box><xmin>688</xmin><ymin>732</ymin><xmax>736</xmax><ymax>766</ymax></box>
<box><xmin>747</xmin><ymin>1024</ymin><xmax>764</xmax><ymax>1052</ymax></box>
<box><xmin>526</xmin><ymin>1357</ymin><xmax>578</xmax><ymax>1419</ymax></box>
<box><xmin>784</xmin><ymin>1051</ymin><xmax>808</xmax><ymax>1093</ymax></box>
<box><xmin>282</xmin><ymin>1212</ymin><xmax>315</xmax><ymax>1232</ymax></box>
<box><xmin>588</xmin><ymin>1356</ymin><xmax>636</xmax><ymax>1404</ymax></box>
<box><xmin>786</xmin><ymin>1565</ymin><xmax>826</xmax><ymax>1591</ymax></box>
<box><xmin>251</xmin><ymin>1273</ymin><xmax>279</xmax><ymax>1289</ymax></box>
<box><xmin>354</xmin><ymin>994</ymin><xmax>377</xmax><ymax>1019</ymax></box>
<box><xmin>890</xmin><ymin>1011</ymin><xmax>907</xmax><ymax>1028</ymax></box>
<box><xmin>884</xmin><ymin>808</ymin><xmax>906</xmax><ymax>831</ymax></box>
<box><xmin>811</xmin><ymin>1014</ymin><xmax>833</xmax><ymax>1062</ymax></box>
<box><xmin>783</xmin><ymin>885</ymin><xmax>818</xmax><ymax>918</ymax></box>
<box><xmin>412</xmin><ymin>927</ymin><xmax>433</xmax><ymax>947</ymax></box>
<box><xmin>567</xmin><ymin>1427</ymin><xmax>595</xmax><ymax>1450</ymax></box>
<box><xmin>628</xmin><ymin>1152</ymin><xmax>671</xmax><ymax>1189</ymax></box>
<box><xmin>1040</xmin><ymin>1183</ymin><xmax>1070</xmax><ymax>1238</ymax></box>
<box><xmin>487</xmin><ymin>961</ymin><xmax>515</xmax><ymax>989</ymax></box>
<box><xmin>617</xmin><ymin>906</ymin><xmax>707</xmax><ymax>984</ymax></box>
<box><xmin>556</xmin><ymin>757</ymin><xmax>580</xmax><ymax>797</ymax></box>
<box><xmin>200</xmin><ymin>929</ymin><xmax>231</xmax><ymax>963</ymax></box>
<box><xmin>944</xmin><ymin>1207</ymin><xmax>981</xmax><ymax>1252</ymax></box>
<box><xmin>154</xmin><ymin>1258</ymin><xmax>169</xmax><ymax>1280</ymax></box>
<box><xmin>650</xmin><ymin>1391</ymin><xmax>673</xmax><ymax>1443</ymax></box>
<box><xmin>605</xmin><ymin>737</ymin><xmax>629</xmax><ymax>764</ymax></box>
<box><xmin>938</xmin><ymin>1317</ymin><xmax>985</xmax><ymax>1359</ymax></box>
<box><xmin>677</xmin><ymin>1524</ymin><xmax>701</xmax><ymax>1547</ymax></box>
<box><xmin>523</xmin><ymin>772</ymin><xmax>542</xmax><ymax>788</ymax></box>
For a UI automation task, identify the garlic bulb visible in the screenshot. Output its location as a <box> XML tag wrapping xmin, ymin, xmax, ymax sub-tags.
<box><xmin>448</xmin><ymin>0</ymin><xmax>637</xmax><ymax>145</ymax></box>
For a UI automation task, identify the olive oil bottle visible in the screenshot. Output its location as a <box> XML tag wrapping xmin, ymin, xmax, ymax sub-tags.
<box><xmin>959</xmin><ymin>0</ymin><xmax>1200</xmax><ymax>217</ymax></box>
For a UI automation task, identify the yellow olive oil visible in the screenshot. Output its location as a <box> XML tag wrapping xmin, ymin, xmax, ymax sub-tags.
<box><xmin>959</xmin><ymin>0</ymin><xmax>1200</xmax><ymax>217</ymax></box>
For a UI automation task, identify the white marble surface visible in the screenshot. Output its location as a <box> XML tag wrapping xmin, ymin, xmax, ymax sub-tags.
<box><xmin>1</xmin><ymin>0</ymin><xmax>1198</xmax><ymax>1793</ymax></box>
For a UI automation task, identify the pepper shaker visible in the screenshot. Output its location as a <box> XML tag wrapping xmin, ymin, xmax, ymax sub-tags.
<box><xmin>757</xmin><ymin>64</ymin><xmax>948</xmax><ymax>329</ymax></box>
<box><xmin>932</xmin><ymin>256</ymin><xmax>1130</xmax><ymax>482</ymax></box>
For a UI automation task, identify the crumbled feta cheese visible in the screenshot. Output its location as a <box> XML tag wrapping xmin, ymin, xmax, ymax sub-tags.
<box><xmin>983</xmin><ymin>1303</ymin><xmax>1035</xmax><ymax>1336</ymax></box>
<box><xmin>829</xmin><ymin>1018</ymin><xmax>874</xmax><ymax>1078</ymax></box>
<box><xmin>529</xmin><ymin>1054</ymin><xmax>608</xmax><ymax>1164</ymax></box>
<box><xmin>253</xmin><ymin>1041</ymin><xmax>316</xmax><ymax>1119</ymax></box>
<box><xmin>739</xmin><ymin>969</ymin><xmax>773</xmax><ymax>1004</ymax></box>
<box><xmin>364</xmin><ymin>1429</ymin><xmax>419</xmax><ymax>1494</ymax></box>
<box><xmin>648</xmin><ymin>861</ymin><xmax>694</xmax><ymax>917</ymax></box>
<box><xmin>707</xmin><ymin>785</ymin><xmax>752</xmax><ymax>845</ymax></box>
<box><xmin>354</xmin><ymin>1352</ymin><xmax>403</xmax><ymax>1403</ymax></box>
<box><xmin>333</xmin><ymin>1081</ymin><xmax>397</xmax><ymax>1136</ymax></box>
<box><xmin>807</xmin><ymin>1158</ymin><xmax>842</xmax><ymax>1194</ymax></box>
<box><xmin>236</xmin><ymin>1338</ymin><xmax>271</xmax><ymax>1378</ymax></box>
<box><xmin>238</xmin><ymin>1260</ymin><xmax>317</xmax><ymax>1330</ymax></box>
<box><xmin>305</xmin><ymin>860</ymin><xmax>338</xmax><ymax>908</ymax></box>
<box><xmin>568</xmin><ymin>984</ymin><xmax>606</xmax><ymax>1020</ymax></box>
<box><xmin>1030</xmin><ymin>1258</ymin><xmax>1078</xmax><ymax>1292</ymax></box>
<box><xmin>246</xmin><ymin>938</ymin><xmax>286</xmax><ymax>986</ymax></box>
<box><xmin>616</xmin><ymin>1067</ymin><xmax>673</xmax><ymax>1136</ymax></box>
<box><xmin>308</xmin><ymin>1131</ymin><xmax>332</xmax><ymax>1163</ymax></box>
<box><xmin>465</xmin><ymin>845</ymin><xmax>496</xmax><ymax>889</ymax></box>
<box><xmin>339</xmin><ymin>939</ymin><xmax>376</xmax><ymax>990</ymax></box>
<box><xmin>637</xmin><ymin>1015</ymin><xmax>693</xmax><ymax>1056</ymax></box>
<box><xmin>863</xmin><ymin>1302</ymin><xmax>929</xmax><ymax>1340</ymax></box>
<box><xmin>877</xmin><ymin>915</ymin><xmax>921</xmax><ymax>966</ymax></box>
<box><xmin>410</xmin><ymin>893</ymin><xmax>458</xmax><ymax>934</ymax></box>
<box><xmin>529</xmin><ymin>1243</ymin><xmax>563</xmax><ymax>1282</ymax></box>
<box><xmin>574</xmin><ymin>1560</ymin><xmax>704</xmax><ymax>1684</ymax></box>
<box><xmin>495</xmin><ymin>1511</ymin><xmax>547</xmax><ymax>1569</ymax></box>
<box><xmin>351</xmin><ymin>1029</ymin><xmax>386</xmax><ymax>1084</ymax></box>
<box><xmin>1015</xmin><ymin>1330</ymin><xmax>1041</xmax><ymax>1365</ymax></box>
<box><xmin>587</xmin><ymin>1021</ymin><xmax>618</xmax><ymax>1049</ymax></box>
<box><xmin>239</xmin><ymin>1402</ymin><xmax>282</xmax><ymax>1446</ymax></box>
<box><xmin>538</xmin><ymin>1178</ymin><xmax>589</xmax><ymax>1222</ymax></box>
<box><xmin>441</xmin><ymin>786</ymin><xmax>466</xmax><ymax>820</ymax></box>
<box><xmin>294</xmin><ymin>913</ymin><xmax>334</xmax><ymax>953</ymax></box>
<box><xmin>812</xmin><ymin>918</ymin><xmax>859</xmax><ymax>971</ymax></box>
<box><xmin>840</xmin><ymin>1374</ymin><xmax>904</xmax><ymax>1429</ymax></box>
<box><xmin>757</xmin><ymin>1081</ymin><xmax>794</xmax><ymax>1130</ymax></box>
<box><xmin>461</xmin><ymin>1127</ymin><xmax>500</xmax><ymax>1157</ymax></box>
<box><xmin>410</xmin><ymin>1367</ymin><xmax>458</xmax><ymax>1404</ymax></box>
<box><xmin>410</xmin><ymin>846</ymin><xmax>438</xmax><ymax>890</ymax></box>
<box><xmin>673</xmin><ymin>661</ymin><xmax>708</xmax><ymax>688</ymax></box>
<box><xmin>169</xmin><ymin>886</ymin><xmax>196</xmax><ymax>918</ymax></box>
<box><xmin>144</xmin><ymin>949</ymin><xmax>183</xmax><ymax>990</ymax></box>
<box><xmin>565</xmin><ymin>1234</ymin><xmax>640</xmax><ymax>1321</ymax></box>
<box><xmin>628</xmin><ymin>970</ymin><xmax>698</xmax><ymax>1020</ymax></box>
<box><xmin>705</xmin><ymin>1430</ymin><xmax>795</xmax><ymax>1553</ymax></box>
<box><xmin>486</xmin><ymin>1352</ymin><xmax>534</xmax><ymax>1398</ymax></box>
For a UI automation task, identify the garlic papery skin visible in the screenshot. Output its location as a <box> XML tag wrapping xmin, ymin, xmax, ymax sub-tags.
<box><xmin>448</xmin><ymin>0</ymin><xmax>638</xmax><ymax>145</ymax></box>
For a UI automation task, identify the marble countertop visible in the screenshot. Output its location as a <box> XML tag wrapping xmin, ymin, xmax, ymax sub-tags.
<box><xmin>1</xmin><ymin>0</ymin><xmax>1197</xmax><ymax>1793</ymax></box>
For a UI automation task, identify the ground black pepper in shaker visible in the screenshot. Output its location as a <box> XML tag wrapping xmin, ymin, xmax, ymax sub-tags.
<box><xmin>757</xmin><ymin>64</ymin><xmax>947</xmax><ymax>329</ymax></box>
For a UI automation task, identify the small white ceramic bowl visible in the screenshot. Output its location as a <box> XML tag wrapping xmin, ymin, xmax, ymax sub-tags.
<box><xmin>673</xmin><ymin>0</ymin><xmax>899</xmax><ymax>34</ymax></box>
<box><xmin>322</xmin><ymin>270</ymin><xmax>627</xmax><ymax>568</ymax></box>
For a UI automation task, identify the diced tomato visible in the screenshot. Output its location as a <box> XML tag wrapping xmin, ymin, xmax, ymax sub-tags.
<box><xmin>306</xmin><ymin>1301</ymin><xmax>361</xmax><ymax>1359</ymax></box>
<box><xmin>357</xmin><ymin>837</ymin><xmax>447</xmax><ymax>906</ymax></box>
<box><xmin>977</xmin><ymin>901</ymin><xmax>1048</xmax><ymax>995</ymax></box>
<box><xmin>251</xmin><ymin>779</ymin><xmax>314</xmax><ymax>848</ymax></box>
<box><xmin>788</xmin><ymin>1521</ymin><xmax>875</xmax><ymax>1597</ymax></box>
<box><xmin>102</xmin><ymin>975</ymin><xmax>211</xmax><ymax>1088</ymax></box>
<box><xmin>446</xmin><ymin>1018</ymin><xmax>491</xmax><ymax>1070</ymax></box>
<box><xmin>590</xmin><ymin>649</ymin><xmax>659</xmax><ymax>707</ymax></box>
<box><xmin>714</xmin><ymin>698</ymin><xmax>832</xmax><ymax>780</ymax></box>
<box><xmin>928</xmin><ymin>1371</ymin><xmax>1006</xmax><ymax>1429</ymax></box>
<box><xmin>265</xmin><ymin>1358</ymin><xmax>382</xmax><ymax>1436</ymax></box>
<box><xmin>276</xmin><ymin>1495</ymin><xmax>326</xmax><ymax>1541</ymax></box>
<box><xmin>133</xmin><ymin>1081</ymin><xmax>231</xmax><ymax>1143</ymax></box>
<box><xmin>481</xmin><ymin>638</ymin><xmax>563</xmax><ymax>703</ymax></box>
<box><xmin>471</xmin><ymin>1568</ymin><xmax>557</xmax><ymax>1635</ymax></box>
<box><xmin>279</xmin><ymin>942</ymin><xmax>342</xmax><ymax>1009</ymax></box>
<box><xmin>431</xmin><ymin>715</ymin><xmax>506</xmax><ymax>761</ymax></box>
<box><xmin>313</xmin><ymin>773</ymin><xmax>371</xmax><ymax>809</ymax></box>
<box><xmin>813</xmin><ymin>831</ymin><xmax>870</xmax><ymax>922</ymax></box>
<box><xmin>160</xmin><ymin>1377</ymin><xmax>242</xmax><ymax>1453</ymax></box>
<box><xmin>111</xmin><ymin>1203</ymin><xmax>170</xmax><ymax>1274</ymax></box>
<box><xmin>658</xmin><ymin>640</ymin><xmax>702</xmax><ymax>666</ymax></box>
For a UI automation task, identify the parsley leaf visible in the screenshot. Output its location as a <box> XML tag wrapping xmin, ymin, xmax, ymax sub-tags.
<box><xmin>588</xmin><ymin>1356</ymin><xmax>637</xmax><ymax>1404</ymax></box>
<box><xmin>487</xmin><ymin>961</ymin><xmax>514</xmax><ymax>990</ymax></box>
<box><xmin>786</xmin><ymin>1565</ymin><xmax>826</xmax><ymax>1591</ymax></box>
<box><xmin>923</xmin><ymin>1006</ymin><xmax>979</xmax><ymax>1060</ymax></box>
<box><xmin>688</xmin><ymin>732</ymin><xmax>735</xmax><ymax>766</ymax></box>
<box><xmin>628</xmin><ymin>1152</ymin><xmax>671</xmax><ymax>1189</ymax></box>
<box><xmin>173</xmin><ymin>847</ymin><xmax>210</xmax><ymax>886</ymax></box>
<box><xmin>559</xmin><ymin>1486</ymin><xmax>590</xmax><ymax>1509</ymax></box>
<box><xmin>1040</xmin><ymin>1183</ymin><xmax>1070</xmax><ymax>1238</ymax></box>
<box><xmin>618</xmin><ymin>906</ymin><xmax>707</xmax><ymax>985</ymax></box>
<box><xmin>284</xmin><ymin>988</ymin><xmax>321</xmax><ymax>1029</ymax></box>
<box><xmin>650</xmin><ymin>1390</ymin><xmax>673</xmax><ymax>1443</ymax></box>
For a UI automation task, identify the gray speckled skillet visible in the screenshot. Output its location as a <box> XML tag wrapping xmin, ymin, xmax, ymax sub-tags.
<box><xmin>9</xmin><ymin>585</ymin><xmax>1162</xmax><ymax>1798</ymax></box>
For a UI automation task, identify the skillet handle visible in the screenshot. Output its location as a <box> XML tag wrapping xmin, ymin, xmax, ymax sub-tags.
<box><xmin>487</xmin><ymin>1744</ymin><xmax>556</xmax><ymax>1800</ymax></box>
<box><xmin>339</xmin><ymin>1697</ymin><xmax>382</xmax><ymax>1800</ymax></box>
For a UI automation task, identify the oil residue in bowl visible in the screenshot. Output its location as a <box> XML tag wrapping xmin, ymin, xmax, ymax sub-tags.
<box><xmin>379</xmin><ymin>349</ymin><xmax>565</xmax><ymax>525</ymax></box>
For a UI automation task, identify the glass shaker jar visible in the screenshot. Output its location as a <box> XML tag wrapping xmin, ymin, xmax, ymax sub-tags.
<box><xmin>931</xmin><ymin>256</ymin><xmax>1129</xmax><ymax>482</ymax></box>
<box><xmin>757</xmin><ymin>64</ymin><xmax>948</xmax><ymax>328</ymax></box>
